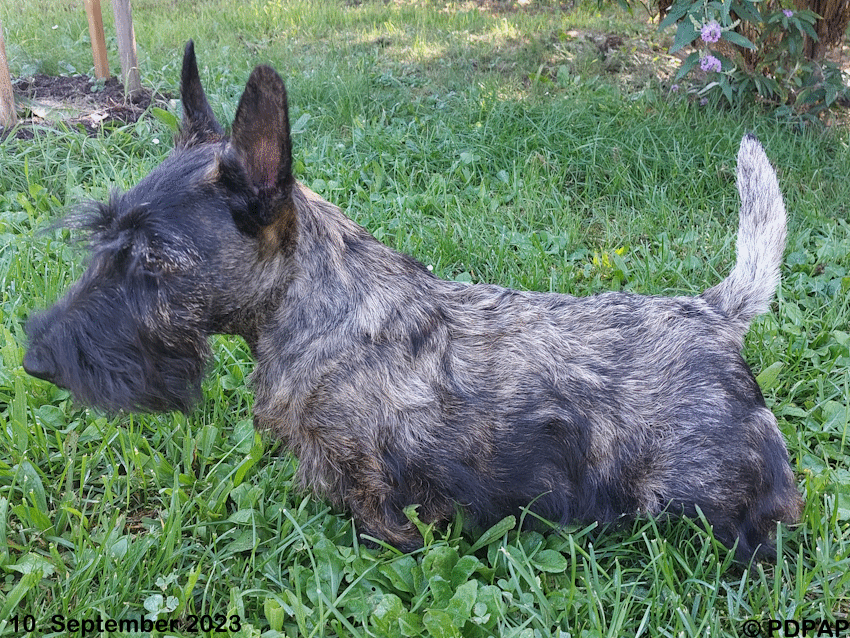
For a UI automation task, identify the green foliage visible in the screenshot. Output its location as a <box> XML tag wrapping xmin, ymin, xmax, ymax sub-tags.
<box><xmin>1</xmin><ymin>0</ymin><xmax>850</xmax><ymax>636</ymax></box>
<box><xmin>660</xmin><ymin>0</ymin><xmax>849</xmax><ymax>125</ymax></box>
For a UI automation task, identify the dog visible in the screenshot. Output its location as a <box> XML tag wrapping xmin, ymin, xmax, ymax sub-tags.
<box><xmin>24</xmin><ymin>41</ymin><xmax>802</xmax><ymax>560</ymax></box>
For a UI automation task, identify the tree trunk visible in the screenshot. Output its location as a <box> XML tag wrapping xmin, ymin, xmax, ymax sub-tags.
<box><xmin>795</xmin><ymin>0</ymin><xmax>850</xmax><ymax>61</ymax></box>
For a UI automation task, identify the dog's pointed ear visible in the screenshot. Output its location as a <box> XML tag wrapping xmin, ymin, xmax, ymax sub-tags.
<box><xmin>224</xmin><ymin>65</ymin><xmax>295</xmax><ymax>236</ymax></box>
<box><xmin>230</xmin><ymin>65</ymin><xmax>293</xmax><ymax>193</ymax></box>
<box><xmin>178</xmin><ymin>40</ymin><xmax>224</xmax><ymax>146</ymax></box>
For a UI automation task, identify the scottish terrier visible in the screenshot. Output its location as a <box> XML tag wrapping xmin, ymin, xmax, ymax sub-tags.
<box><xmin>24</xmin><ymin>41</ymin><xmax>802</xmax><ymax>560</ymax></box>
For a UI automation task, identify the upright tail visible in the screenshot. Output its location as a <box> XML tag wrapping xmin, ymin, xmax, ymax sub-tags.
<box><xmin>701</xmin><ymin>134</ymin><xmax>787</xmax><ymax>330</ymax></box>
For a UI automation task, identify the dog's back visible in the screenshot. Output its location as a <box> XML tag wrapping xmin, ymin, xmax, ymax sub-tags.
<box><xmin>262</xmin><ymin>136</ymin><xmax>800</xmax><ymax>560</ymax></box>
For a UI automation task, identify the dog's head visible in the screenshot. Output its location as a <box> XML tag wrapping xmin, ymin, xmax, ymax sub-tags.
<box><xmin>23</xmin><ymin>42</ymin><xmax>299</xmax><ymax>412</ymax></box>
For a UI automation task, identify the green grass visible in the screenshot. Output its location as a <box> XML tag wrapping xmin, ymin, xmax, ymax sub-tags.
<box><xmin>2</xmin><ymin>0</ymin><xmax>850</xmax><ymax>636</ymax></box>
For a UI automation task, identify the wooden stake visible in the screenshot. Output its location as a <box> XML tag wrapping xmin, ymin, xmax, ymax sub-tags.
<box><xmin>112</xmin><ymin>0</ymin><xmax>142</xmax><ymax>96</ymax></box>
<box><xmin>84</xmin><ymin>0</ymin><xmax>110</xmax><ymax>79</ymax></box>
<box><xmin>0</xmin><ymin>19</ymin><xmax>16</xmax><ymax>128</ymax></box>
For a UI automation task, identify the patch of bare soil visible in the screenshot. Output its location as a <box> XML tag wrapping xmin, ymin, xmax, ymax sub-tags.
<box><xmin>5</xmin><ymin>74</ymin><xmax>167</xmax><ymax>139</ymax></box>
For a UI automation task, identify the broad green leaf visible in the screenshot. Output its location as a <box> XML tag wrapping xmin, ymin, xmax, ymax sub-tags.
<box><xmin>428</xmin><ymin>575</ymin><xmax>454</xmax><ymax>607</ymax></box>
<box><xmin>177</xmin><ymin>562</ymin><xmax>204</xmax><ymax>616</ymax></box>
<box><xmin>232</xmin><ymin>419</ymin><xmax>255</xmax><ymax>454</ymax></box>
<box><xmin>422</xmin><ymin>545</ymin><xmax>458</xmax><ymax>581</ymax></box>
<box><xmin>372</xmin><ymin>593</ymin><xmax>405</xmax><ymax>638</ymax></box>
<box><xmin>836</xmin><ymin>493</ymin><xmax>850</xmax><ymax>522</ymax></box>
<box><xmin>224</xmin><ymin>529</ymin><xmax>256</xmax><ymax>554</ymax></box>
<box><xmin>372</xmin><ymin>593</ymin><xmax>423</xmax><ymax>638</ymax></box>
<box><xmin>659</xmin><ymin>0</ymin><xmax>695</xmax><ymax>30</ymax></box>
<box><xmin>669</xmin><ymin>21</ymin><xmax>699</xmax><ymax>54</ymax></box>
<box><xmin>450</xmin><ymin>555</ymin><xmax>481</xmax><ymax>588</ymax></box>
<box><xmin>314</xmin><ymin>537</ymin><xmax>345</xmax><ymax>600</ymax></box>
<box><xmin>821</xmin><ymin>401</ymin><xmax>847</xmax><ymax>432</ymax></box>
<box><xmin>531</xmin><ymin>548</ymin><xmax>569</xmax><ymax>573</ymax></box>
<box><xmin>674</xmin><ymin>52</ymin><xmax>701</xmax><ymax>82</ymax></box>
<box><xmin>797</xmin><ymin>18</ymin><xmax>819</xmax><ymax>41</ymax></box>
<box><xmin>468</xmin><ymin>515</ymin><xmax>515</xmax><ymax>553</ymax></box>
<box><xmin>398</xmin><ymin>613</ymin><xmax>424</xmax><ymax>637</ymax></box>
<box><xmin>281</xmin><ymin>588</ymin><xmax>313</xmax><ymax>620</ymax></box>
<box><xmin>291</xmin><ymin>112</ymin><xmax>312</xmax><ymax>134</ymax></box>
<box><xmin>721</xmin><ymin>30</ymin><xmax>756</xmax><ymax>50</ymax></box>
<box><xmin>476</xmin><ymin>585</ymin><xmax>506</xmax><ymax>627</ymax></box>
<box><xmin>264</xmin><ymin>597</ymin><xmax>286</xmax><ymax>632</ymax></box>
<box><xmin>17</xmin><ymin>459</ymin><xmax>48</xmax><ymax>510</ymax></box>
<box><xmin>445</xmin><ymin>580</ymin><xmax>477</xmax><ymax>628</ymax></box>
<box><xmin>379</xmin><ymin>555</ymin><xmax>418</xmax><ymax>593</ymax></box>
<box><xmin>11</xmin><ymin>504</ymin><xmax>53</xmax><ymax>532</ymax></box>
<box><xmin>423</xmin><ymin>609</ymin><xmax>459</xmax><ymax>638</ymax></box>
<box><xmin>9</xmin><ymin>552</ymin><xmax>55</xmax><ymax>577</ymax></box>
<box><xmin>150</xmin><ymin>107</ymin><xmax>179</xmax><ymax>131</ymax></box>
<box><xmin>756</xmin><ymin>361</ymin><xmax>784</xmax><ymax>390</ymax></box>
<box><xmin>825</xmin><ymin>83</ymin><xmax>839</xmax><ymax>107</ymax></box>
<box><xmin>730</xmin><ymin>1</ymin><xmax>761</xmax><ymax>23</ymax></box>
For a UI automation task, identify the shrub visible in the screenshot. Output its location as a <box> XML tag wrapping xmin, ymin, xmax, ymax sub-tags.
<box><xmin>656</xmin><ymin>0</ymin><xmax>849</xmax><ymax>124</ymax></box>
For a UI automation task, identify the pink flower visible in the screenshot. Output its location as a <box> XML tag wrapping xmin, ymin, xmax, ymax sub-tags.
<box><xmin>700</xmin><ymin>21</ymin><xmax>722</xmax><ymax>44</ymax></box>
<box><xmin>783</xmin><ymin>9</ymin><xmax>794</xmax><ymax>17</ymax></box>
<box><xmin>700</xmin><ymin>54</ymin><xmax>722</xmax><ymax>73</ymax></box>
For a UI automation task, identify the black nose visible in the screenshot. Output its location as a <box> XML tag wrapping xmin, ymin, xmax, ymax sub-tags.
<box><xmin>23</xmin><ymin>347</ymin><xmax>57</xmax><ymax>383</ymax></box>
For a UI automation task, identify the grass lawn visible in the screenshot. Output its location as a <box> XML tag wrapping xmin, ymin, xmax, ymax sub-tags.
<box><xmin>1</xmin><ymin>0</ymin><xmax>849</xmax><ymax>635</ymax></box>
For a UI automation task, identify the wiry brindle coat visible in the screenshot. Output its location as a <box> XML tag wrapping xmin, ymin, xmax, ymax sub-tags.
<box><xmin>25</xmin><ymin>42</ymin><xmax>802</xmax><ymax>561</ymax></box>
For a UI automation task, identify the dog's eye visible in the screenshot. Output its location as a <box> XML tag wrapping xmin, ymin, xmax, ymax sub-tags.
<box><xmin>141</xmin><ymin>251</ymin><xmax>164</xmax><ymax>275</ymax></box>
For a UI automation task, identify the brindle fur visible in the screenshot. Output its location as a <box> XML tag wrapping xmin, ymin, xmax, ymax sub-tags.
<box><xmin>24</xmin><ymin>41</ymin><xmax>802</xmax><ymax>560</ymax></box>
